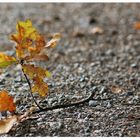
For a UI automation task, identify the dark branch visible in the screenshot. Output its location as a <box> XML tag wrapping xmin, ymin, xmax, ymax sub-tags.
<box><xmin>20</xmin><ymin>64</ymin><xmax>95</xmax><ymax>114</ymax></box>
<box><xmin>32</xmin><ymin>91</ymin><xmax>95</xmax><ymax>114</ymax></box>
<box><xmin>21</xmin><ymin>67</ymin><xmax>43</xmax><ymax>110</ymax></box>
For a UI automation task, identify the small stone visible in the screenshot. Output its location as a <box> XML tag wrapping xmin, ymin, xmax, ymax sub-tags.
<box><xmin>37</xmin><ymin>118</ymin><xmax>43</xmax><ymax>122</ymax></box>
<box><xmin>126</xmin><ymin>91</ymin><xmax>133</xmax><ymax>96</ymax></box>
<box><xmin>132</xmin><ymin>95</ymin><xmax>139</xmax><ymax>101</ymax></box>
<box><xmin>79</xmin><ymin>77</ymin><xmax>85</xmax><ymax>82</ymax></box>
<box><xmin>14</xmin><ymin>76</ymin><xmax>21</xmax><ymax>82</ymax></box>
<box><xmin>130</xmin><ymin>63</ymin><xmax>137</xmax><ymax>68</ymax></box>
<box><xmin>92</xmin><ymin>86</ymin><xmax>98</xmax><ymax>92</ymax></box>
<box><xmin>89</xmin><ymin>100</ymin><xmax>98</xmax><ymax>107</ymax></box>
<box><xmin>85</xmin><ymin>128</ymin><xmax>90</xmax><ymax>133</ymax></box>
<box><xmin>79</xmin><ymin>83</ymin><xmax>86</xmax><ymax>88</ymax></box>
<box><xmin>79</xmin><ymin>129</ymin><xmax>84</xmax><ymax>134</ymax></box>
<box><xmin>106</xmin><ymin>49</ymin><xmax>115</xmax><ymax>56</ymax></box>
<box><xmin>106</xmin><ymin>102</ymin><xmax>112</xmax><ymax>108</ymax></box>
<box><xmin>49</xmin><ymin>122</ymin><xmax>62</xmax><ymax>131</ymax></box>
<box><xmin>99</xmin><ymin>86</ymin><xmax>106</xmax><ymax>94</ymax></box>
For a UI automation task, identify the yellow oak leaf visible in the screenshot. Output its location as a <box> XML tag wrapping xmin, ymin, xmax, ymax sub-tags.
<box><xmin>11</xmin><ymin>19</ymin><xmax>47</xmax><ymax>59</ymax></box>
<box><xmin>0</xmin><ymin>52</ymin><xmax>17</xmax><ymax>68</ymax></box>
<box><xmin>32</xmin><ymin>77</ymin><xmax>49</xmax><ymax>97</ymax></box>
<box><xmin>16</xmin><ymin>19</ymin><xmax>37</xmax><ymax>40</ymax></box>
<box><xmin>23</xmin><ymin>64</ymin><xmax>51</xmax><ymax>79</ymax></box>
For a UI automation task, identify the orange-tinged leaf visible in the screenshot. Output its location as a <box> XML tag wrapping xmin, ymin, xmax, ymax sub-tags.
<box><xmin>0</xmin><ymin>90</ymin><xmax>16</xmax><ymax>112</ymax></box>
<box><xmin>0</xmin><ymin>52</ymin><xmax>17</xmax><ymax>68</ymax></box>
<box><xmin>32</xmin><ymin>77</ymin><xmax>49</xmax><ymax>97</ymax></box>
<box><xmin>0</xmin><ymin>115</ymin><xmax>17</xmax><ymax>134</ymax></box>
<box><xmin>11</xmin><ymin>19</ymin><xmax>41</xmax><ymax>59</ymax></box>
<box><xmin>28</xmin><ymin>34</ymin><xmax>46</xmax><ymax>56</ymax></box>
<box><xmin>10</xmin><ymin>34</ymin><xmax>20</xmax><ymax>44</ymax></box>
<box><xmin>46</xmin><ymin>33</ymin><xmax>61</xmax><ymax>48</ymax></box>
<box><xmin>11</xmin><ymin>19</ymin><xmax>60</xmax><ymax>61</ymax></box>
<box><xmin>134</xmin><ymin>22</ymin><xmax>140</xmax><ymax>30</ymax></box>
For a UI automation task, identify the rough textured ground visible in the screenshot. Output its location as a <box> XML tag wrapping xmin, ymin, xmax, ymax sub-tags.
<box><xmin>0</xmin><ymin>3</ymin><xmax>140</xmax><ymax>137</ymax></box>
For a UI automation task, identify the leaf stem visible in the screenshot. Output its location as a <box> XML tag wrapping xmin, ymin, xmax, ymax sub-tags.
<box><xmin>21</xmin><ymin>66</ymin><xmax>43</xmax><ymax>110</ymax></box>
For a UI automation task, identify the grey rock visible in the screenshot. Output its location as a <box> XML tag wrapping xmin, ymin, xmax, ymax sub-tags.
<box><xmin>106</xmin><ymin>102</ymin><xmax>112</xmax><ymax>108</ymax></box>
<box><xmin>89</xmin><ymin>100</ymin><xmax>98</xmax><ymax>107</ymax></box>
<box><xmin>99</xmin><ymin>86</ymin><xmax>106</xmax><ymax>94</ymax></box>
<box><xmin>49</xmin><ymin>122</ymin><xmax>63</xmax><ymax>131</ymax></box>
<box><xmin>131</xmin><ymin>63</ymin><xmax>137</xmax><ymax>68</ymax></box>
<box><xmin>79</xmin><ymin>83</ymin><xmax>86</xmax><ymax>88</ymax></box>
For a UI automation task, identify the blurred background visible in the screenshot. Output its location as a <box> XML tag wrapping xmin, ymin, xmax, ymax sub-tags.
<box><xmin>0</xmin><ymin>3</ymin><xmax>140</xmax><ymax>136</ymax></box>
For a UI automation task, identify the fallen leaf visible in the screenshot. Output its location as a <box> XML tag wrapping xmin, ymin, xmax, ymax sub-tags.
<box><xmin>90</xmin><ymin>27</ymin><xmax>104</xmax><ymax>35</ymax></box>
<box><xmin>0</xmin><ymin>90</ymin><xmax>16</xmax><ymax>112</ymax></box>
<box><xmin>45</xmin><ymin>33</ymin><xmax>61</xmax><ymax>48</ymax></box>
<box><xmin>0</xmin><ymin>115</ymin><xmax>17</xmax><ymax>134</ymax></box>
<box><xmin>110</xmin><ymin>85</ymin><xmax>123</xmax><ymax>94</ymax></box>
<box><xmin>134</xmin><ymin>22</ymin><xmax>140</xmax><ymax>30</ymax></box>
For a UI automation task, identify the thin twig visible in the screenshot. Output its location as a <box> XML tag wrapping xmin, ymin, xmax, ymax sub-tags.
<box><xmin>32</xmin><ymin>91</ymin><xmax>95</xmax><ymax>114</ymax></box>
<box><xmin>20</xmin><ymin>62</ymin><xmax>95</xmax><ymax>114</ymax></box>
<box><xmin>21</xmin><ymin>67</ymin><xmax>43</xmax><ymax>110</ymax></box>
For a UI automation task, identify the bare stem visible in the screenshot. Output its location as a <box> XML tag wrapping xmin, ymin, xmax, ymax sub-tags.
<box><xmin>21</xmin><ymin>67</ymin><xmax>43</xmax><ymax>110</ymax></box>
<box><xmin>20</xmin><ymin>62</ymin><xmax>95</xmax><ymax>114</ymax></box>
<box><xmin>32</xmin><ymin>91</ymin><xmax>95</xmax><ymax>114</ymax></box>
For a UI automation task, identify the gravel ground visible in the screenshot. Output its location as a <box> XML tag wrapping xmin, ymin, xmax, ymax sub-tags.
<box><xmin>0</xmin><ymin>3</ymin><xmax>140</xmax><ymax>137</ymax></box>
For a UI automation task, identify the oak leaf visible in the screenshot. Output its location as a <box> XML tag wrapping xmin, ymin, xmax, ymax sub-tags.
<box><xmin>23</xmin><ymin>64</ymin><xmax>51</xmax><ymax>79</ymax></box>
<box><xmin>0</xmin><ymin>90</ymin><xmax>16</xmax><ymax>112</ymax></box>
<box><xmin>32</xmin><ymin>77</ymin><xmax>49</xmax><ymax>97</ymax></box>
<box><xmin>0</xmin><ymin>115</ymin><xmax>17</xmax><ymax>134</ymax></box>
<box><xmin>0</xmin><ymin>52</ymin><xmax>17</xmax><ymax>68</ymax></box>
<box><xmin>24</xmin><ymin>54</ymin><xmax>49</xmax><ymax>62</ymax></box>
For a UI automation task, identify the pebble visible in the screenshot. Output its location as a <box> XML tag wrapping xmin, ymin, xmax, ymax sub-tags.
<box><xmin>131</xmin><ymin>63</ymin><xmax>137</xmax><ymax>68</ymax></box>
<box><xmin>99</xmin><ymin>86</ymin><xmax>106</xmax><ymax>94</ymax></box>
<box><xmin>106</xmin><ymin>102</ymin><xmax>112</xmax><ymax>109</ymax></box>
<box><xmin>89</xmin><ymin>100</ymin><xmax>98</xmax><ymax>107</ymax></box>
<box><xmin>79</xmin><ymin>83</ymin><xmax>86</xmax><ymax>88</ymax></box>
<box><xmin>49</xmin><ymin>122</ymin><xmax>63</xmax><ymax>131</ymax></box>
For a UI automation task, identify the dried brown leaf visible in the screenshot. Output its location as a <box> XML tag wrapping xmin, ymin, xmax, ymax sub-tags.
<box><xmin>0</xmin><ymin>115</ymin><xmax>17</xmax><ymax>134</ymax></box>
<box><xmin>110</xmin><ymin>85</ymin><xmax>123</xmax><ymax>94</ymax></box>
<box><xmin>45</xmin><ymin>33</ymin><xmax>61</xmax><ymax>48</ymax></box>
<box><xmin>90</xmin><ymin>27</ymin><xmax>104</xmax><ymax>35</ymax></box>
<box><xmin>24</xmin><ymin>54</ymin><xmax>49</xmax><ymax>62</ymax></box>
<box><xmin>134</xmin><ymin>22</ymin><xmax>140</xmax><ymax>30</ymax></box>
